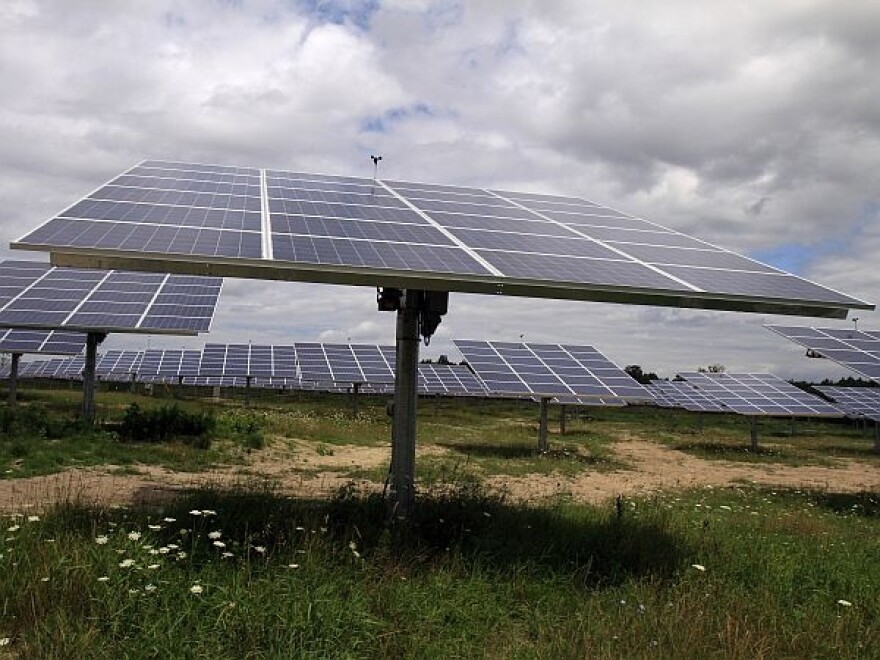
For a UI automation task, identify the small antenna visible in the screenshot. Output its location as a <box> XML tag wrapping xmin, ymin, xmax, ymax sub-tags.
<box><xmin>370</xmin><ymin>154</ymin><xmax>383</xmax><ymax>179</ymax></box>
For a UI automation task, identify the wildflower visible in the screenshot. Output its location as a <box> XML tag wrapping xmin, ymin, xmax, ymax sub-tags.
<box><xmin>147</xmin><ymin>564</ymin><xmax>160</xmax><ymax>570</ymax></box>
<box><xmin>167</xmin><ymin>544</ymin><xmax>180</xmax><ymax>550</ymax></box>
<box><xmin>691</xmin><ymin>564</ymin><xmax>706</xmax><ymax>572</ymax></box>
<box><xmin>0</xmin><ymin>637</ymin><xmax>10</xmax><ymax>646</ymax></box>
<box><xmin>128</xmin><ymin>532</ymin><xmax>141</xmax><ymax>542</ymax></box>
<box><xmin>287</xmin><ymin>563</ymin><xmax>300</xmax><ymax>569</ymax></box>
<box><xmin>6</xmin><ymin>525</ymin><xmax>19</xmax><ymax>533</ymax></box>
<box><xmin>202</xmin><ymin>510</ymin><xmax>217</xmax><ymax>516</ymax></box>
<box><xmin>213</xmin><ymin>541</ymin><xmax>226</xmax><ymax>549</ymax></box>
<box><xmin>148</xmin><ymin>525</ymin><xmax>162</xmax><ymax>531</ymax></box>
<box><xmin>719</xmin><ymin>505</ymin><xmax>731</xmax><ymax>511</ymax></box>
<box><xmin>119</xmin><ymin>559</ymin><xmax>136</xmax><ymax>568</ymax></box>
<box><xmin>148</xmin><ymin>549</ymin><xmax>159</xmax><ymax>556</ymax></box>
<box><xmin>208</xmin><ymin>531</ymin><xmax>222</xmax><ymax>540</ymax></box>
<box><xmin>27</xmin><ymin>515</ymin><xmax>40</xmax><ymax>522</ymax></box>
<box><xmin>144</xmin><ymin>584</ymin><xmax>157</xmax><ymax>593</ymax></box>
<box><xmin>253</xmin><ymin>546</ymin><xmax>266</xmax><ymax>555</ymax></box>
<box><xmin>97</xmin><ymin>576</ymin><xmax>110</xmax><ymax>582</ymax></box>
<box><xmin>295</xmin><ymin>526</ymin><xmax>305</xmax><ymax>532</ymax></box>
<box><xmin>163</xmin><ymin>517</ymin><xmax>177</xmax><ymax>523</ymax></box>
<box><xmin>40</xmin><ymin>577</ymin><xmax>49</xmax><ymax>582</ymax></box>
<box><xmin>128</xmin><ymin>589</ymin><xmax>140</xmax><ymax>595</ymax></box>
<box><xmin>837</xmin><ymin>599</ymin><xmax>853</xmax><ymax>607</ymax></box>
<box><xmin>221</xmin><ymin>552</ymin><xmax>234</xmax><ymax>559</ymax></box>
<box><xmin>190</xmin><ymin>584</ymin><xmax>204</xmax><ymax>595</ymax></box>
<box><xmin>176</xmin><ymin>552</ymin><xmax>187</xmax><ymax>560</ymax></box>
<box><xmin>189</xmin><ymin>510</ymin><xmax>202</xmax><ymax>516</ymax></box>
<box><xmin>158</xmin><ymin>547</ymin><xmax>170</xmax><ymax>555</ymax></box>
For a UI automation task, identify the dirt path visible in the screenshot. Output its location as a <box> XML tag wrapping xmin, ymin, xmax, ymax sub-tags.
<box><xmin>2</xmin><ymin>437</ymin><xmax>880</xmax><ymax>512</ymax></box>
<box><xmin>491</xmin><ymin>436</ymin><xmax>880</xmax><ymax>504</ymax></box>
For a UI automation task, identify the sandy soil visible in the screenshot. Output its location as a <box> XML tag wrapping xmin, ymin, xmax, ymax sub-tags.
<box><xmin>2</xmin><ymin>434</ymin><xmax>880</xmax><ymax>512</ymax></box>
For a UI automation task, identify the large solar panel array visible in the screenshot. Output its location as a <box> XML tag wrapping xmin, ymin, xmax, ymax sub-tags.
<box><xmin>0</xmin><ymin>260</ymin><xmax>222</xmax><ymax>334</ymax></box>
<box><xmin>13</xmin><ymin>160</ymin><xmax>872</xmax><ymax>318</ymax></box>
<box><xmin>0</xmin><ymin>328</ymin><xmax>86</xmax><ymax>355</ymax></box>
<box><xmin>814</xmin><ymin>386</ymin><xmax>880</xmax><ymax>422</ymax></box>
<box><xmin>648</xmin><ymin>380</ymin><xmax>727</xmax><ymax>412</ymax></box>
<box><xmin>766</xmin><ymin>325</ymin><xmax>880</xmax><ymax>382</ymax></box>
<box><xmin>454</xmin><ymin>340</ymin><xmax>651</xmax><ymax>399</ymax></box>
<box><xmin>677</xmin><ymin>372</ymin><xmax>843</xmax><ymax>417</ymax></box>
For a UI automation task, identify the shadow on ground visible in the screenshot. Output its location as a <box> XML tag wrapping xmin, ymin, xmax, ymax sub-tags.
<box><xmin>42</xmin><ymin>481</ymin><xmax>689</xmax><ymax>588</ymax></box>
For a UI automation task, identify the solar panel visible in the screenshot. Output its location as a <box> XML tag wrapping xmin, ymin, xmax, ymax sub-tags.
<box><xmin>766</xmin><ymin>325</ymin><xmax>880</xmax><ymax>382</ymax></box>
<box><xmin>453</xmin><ymin>340</ymin><xmax>652</xmax><ymax>399</ymax></box>
<box><xmin>95</xmin><ymin>350</ymin><xmax>143</xmax><ymax>377</ymax></box>
<box><xmin>814</xmin><ymin>386</ymin><xmax>880</xmax><ymax>422</ymax></box>
<box><xmin>648</xmin><ymin>380</ymin><xmax>727</xmax><ymax>412</ymax></box>
<box><xmin>199</xmin><ymin>344</ymin><xmax>297</xmax><ymax>378</ymax></box>
<box><xmin>677</xmin><ymin>372</ymin><xmax>843</xmax><ymax>417</ymax></box>
<box><xmin>136</xmin><ymin>349</ymin><xmax>202</xmax><ymax>377</ymax></box>
<box><xmin>0</xmin><ymin>260</ymin><xmax>222</xmax><ymax>335</ymax></box>
<box><xmin>0</xmin><ymin>328</ymin><xmax>86</xmax><ymax>355</ymax></box>
<box><xmin>537</xmin><ymin>394</ymin><xmax>628</xmax><ymax>407</ymax></box>
<box><xmin>13</xmin><ymin>160</ymin><xmax>872</xmax><ymax>319</ymax></box>
<box><xmin>295</xmin><ymin>343</ymin><xmax>396</xmax><ymax>384</ymax></box>
<box><xmin>417</xmin><ymin>363</ymin><xmax>488</xmax><ymax>396</ymax></box>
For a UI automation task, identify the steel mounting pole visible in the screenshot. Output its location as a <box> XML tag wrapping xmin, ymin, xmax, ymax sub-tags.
<box><xmin>559</xmin><ymin>404</ymin><xmax>567</xmax><ymax>436</ymax></box>
<box><xmin>7</xmin><ymin>352</ymin><xmax>21</xmax><ymax>405</ymax></box>
<box><xmin>352</xmin><ymin>382</ymin><xmax>360</xmax><ymax>417</ymax></box>
<box><xmin>538</xmin><ymin>397</ymin><xmax>550</xmax><ymax>452</ymax></box>
<box><xmin>389</xmin><ymin>296</ymin><xmax>420</xmax><ymax>518</ymax></box>
<box><xmin>749</xmin><ymin>416</ymin><xmax>759</xmax><ymax>452</ymax></box>
<box><xmin>82</xmin><ymin>332</ymin><xmax>106</xmax><ymax>423</ymax></box>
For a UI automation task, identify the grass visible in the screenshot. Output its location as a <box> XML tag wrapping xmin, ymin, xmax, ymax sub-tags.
<box><xmin>1</xmin><ymin>483</ymin><xmax>878</xmax><ymax>657</ymax></box>
<box><xmin>1</xmin><ymin>385</ymin><xmax>880</xmax><ymax>656</ymax></box>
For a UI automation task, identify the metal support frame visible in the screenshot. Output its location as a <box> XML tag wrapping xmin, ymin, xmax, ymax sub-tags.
<box><xmin>749</xmin><ymin>416</ymin><xmax>759</xmax><ymax>452</ymax></box>
<box><xmin>352</xmin><ymin>382</ymin><xmax>360</xmax><ymax>417</ymax></box>
<box><xmin>538</xmin><ymin>397</ymin><xmax>550</xmax><ymax>452</ymax></box>
<box><xmin>245</xmin><ymin>375</ymin><xmax>252</xmax><ymax>406</ymax></box>
<box><xmin>559</xmin><ymin>404</ymin><xmax>567</xmax><ymax>436</ymax></box>
<box><xmin>874</xmin><ymin>420</ymin><xmax>879</xmax><ymax>454</ymax></box>
<box><xmin>697</xmin><ymin>412</ymin><xmax>704</xmax><ymax>433</ymax></box>
<box><xmin>82</xmin><ymin>332</ymin><xmax>106</xmax><ymax>422</ymax></box>
<box><xmin>7</xmin><ymin>352</ymin><xmax>21</xmax><ymax>405</ymax></box>
<box><xmin>389</xmin><ymin>300</ymin><xmax>420</xmax><ymax>518</ymax></box>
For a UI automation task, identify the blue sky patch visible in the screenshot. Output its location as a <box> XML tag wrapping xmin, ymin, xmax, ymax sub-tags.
<box><xmin>290</xmin><ymin>0</ymin><xmax>379</xmax><ymax>30</ymax></box>
<box><xmin>361</xmin><ymin>103</ymin><xmax>438</xmax><ymax>133</ymax></box>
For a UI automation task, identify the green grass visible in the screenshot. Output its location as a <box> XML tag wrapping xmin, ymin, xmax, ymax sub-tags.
<box><xmin>1</xmin><ymin>484</ymin><xmax>878</xmax><ymax>657</ymax></box>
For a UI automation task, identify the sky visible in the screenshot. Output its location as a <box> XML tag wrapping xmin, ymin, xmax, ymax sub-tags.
<box><xmin>1</xmin><ymin>0</ymin><xmax>879</xmax><ymax>381</ymax></box>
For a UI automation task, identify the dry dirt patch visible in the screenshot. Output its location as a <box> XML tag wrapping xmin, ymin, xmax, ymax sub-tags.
<box><xmin>2</xmin><ymin>437</ymin><xmax>879</xmax><ymax>512</ymax></box>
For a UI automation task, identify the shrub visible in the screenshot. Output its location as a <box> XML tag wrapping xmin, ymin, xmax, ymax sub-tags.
<box><xmin>118</xmin><ymin>403</ymin><xmax>215</xmax><ymax>447</ymax></box>
<box><xmin>218</xmin><ymin>409</ymin><xmax>266</xmax><ymax>450</ymax></box>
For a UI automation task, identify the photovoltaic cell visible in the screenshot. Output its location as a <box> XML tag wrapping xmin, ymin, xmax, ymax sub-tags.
<box><xmin>766</xmin><ymin>325</ymin><xmax>880</xmax><ymax>382</ymax></box>
<box><xmin>676</xmin><ymin>372</ymin><xmax>843</xmax><ymax>417</ymax></box>
<box><xmin>0</xmin><ymin>260</ymin><xmax>222</xmax><ymax>335</ymax></box>
<box><xmin>13</xmin><ymin>161</ymin><xmax>871</xmax><ymax>319</ymax></box>
<box><xmin>453</xmin><ymin>340</ymin><xmax>652</xmax><ymax>399</ymax></box>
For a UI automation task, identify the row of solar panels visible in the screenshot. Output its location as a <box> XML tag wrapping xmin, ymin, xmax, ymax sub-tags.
<box><xmin>649</xmin><ymin>373</ymin><xmax>880</xmax><ymax>422</ymax></box>
<box><xmin>3</xmin><ymin>353</ymin><xmax>487</xmax><ymax>397</ymax></box>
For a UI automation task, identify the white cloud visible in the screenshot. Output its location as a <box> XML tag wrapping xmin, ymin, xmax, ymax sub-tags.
<box><xmin>2</xmin><ymin>0</ymin><xmax>878</xmax><ymax>382</ymax></box>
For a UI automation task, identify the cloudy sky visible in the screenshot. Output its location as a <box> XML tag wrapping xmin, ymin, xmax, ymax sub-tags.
<box><xmin>1</xmin><ymin>0</ymin><xmax>878</xmax><ymax>380</ymax></box>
